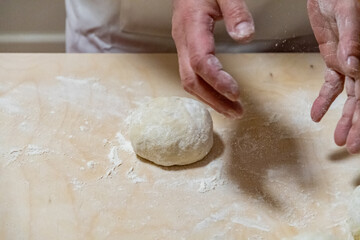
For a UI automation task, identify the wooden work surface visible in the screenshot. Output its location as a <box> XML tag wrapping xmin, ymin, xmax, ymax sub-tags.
<box><xmin>0</xmin><ymin>54</ymin><xmax>359</xmax><ymax>239</ymax></box>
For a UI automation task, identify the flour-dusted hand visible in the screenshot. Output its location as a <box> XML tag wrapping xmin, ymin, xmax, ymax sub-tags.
<box><xmin>172</xmin><ymin>0</ymin><xmax>255</xmax><ymax>118</ymax></box>
<box><xmin>308</xmin><ymin>0</ymin><xmax>360</xmax><ymax>153</ymax></box>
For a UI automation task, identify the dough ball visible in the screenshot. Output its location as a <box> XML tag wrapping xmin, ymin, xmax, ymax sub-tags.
<box><xmin>282</xmin><ymin>232</ymin><xmax>338</xmax><ymax>240</ymax></box>
<box><xmin>349</xmin><ymin>186</ymin><xmax>360</xmax><ymax>238</ymax></box>
<box><xmin>129</xmin><ymin>97</ymin><xmax>213</xmax><ymax>166</ymax></box>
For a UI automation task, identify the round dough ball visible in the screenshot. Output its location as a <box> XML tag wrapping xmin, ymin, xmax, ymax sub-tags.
<box><xmin>129</xmin><ymin>97</ymin><xmax>213</xmax><ymax>166</ymax></box>
<box><xmin>349</xmin><ymin>186</ymin><xmax>360</xmax><ymax>237</ymax></box>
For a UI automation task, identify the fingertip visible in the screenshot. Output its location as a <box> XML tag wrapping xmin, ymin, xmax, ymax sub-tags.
<box><xmin>229</xmin><ymin>21</ymin><xmax>255</xmax><ymax>42</ymax></box>
<box><xmin>335</xmin><ymin>138</ymin><xmax>346</xmax><ymax>147</ymax></box>
<box><xmin>347</xmin><ymin>142</ymin><xmax>360</xmax><ymax>154</ymax></box>
<box><xmin>311</xmin><ymin>114</ymin><xmax>321</xmax><ymax>123</ymax></box>
<box><xmin>345</xmin><ymin>126</ymin><xmax>360</xmax><ymax>154</ymax></box>
<box><xmin>228</xmin><ymin>104</ymin><xmax>244</xmax><ymax>119</ymax></box>
<box><xmin>334</xmin><ymin>128</ymin><xmax>347</xmax><ymax>146</ymax></box>
<box><xmin>222</xmin><ymin>98</ymin><xmax>243</xmax><ymax>119</ymax></box>
<box><xmin>224</xmin><ymin>79</ymin><xmax>240</xmax><ymax>101</ymax></box>
<box><xmin>217</xmin><ymin>0</ymin><xmax>255</xmax><ymax>43</ymax></box>
<box><xmin>227</xmin><ymin>111</ymin><xmax>243</xmax><ymax>119</ymax></box>
<box><xmin>215</xmin><ymin>70</ymin><xmax>240</xmax><ymax>101</ymax></box>
<box><xmin>334</xmin><ymin>116</ymin><xmax>348</xmax><ymax>146</ymax></box>
<box><xmin>310</xmin><ymin>99</ymin><xmax>324</xmax><ymax>122</ymax></box>
<box><xmin>224</xmin><ymin>91</ymin><xmax>240</xmax><ymax>102</ymax></box>
<box><xmin>310</xmin><ymin>110</ymin><xmax>321</xmax><ymax>123</ymax></box>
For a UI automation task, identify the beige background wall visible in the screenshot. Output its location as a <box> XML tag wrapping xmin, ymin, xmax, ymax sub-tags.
<box><xmin>0</xmin><ymin>0</ymin><xmax>66</xmax><ymax>52</ymax></box>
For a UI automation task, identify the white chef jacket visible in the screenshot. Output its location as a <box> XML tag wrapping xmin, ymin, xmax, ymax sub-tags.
<box><xmin>65</xmin><ymin>0</ymin><xmax>316</xmax><ymax>53</ymax></box>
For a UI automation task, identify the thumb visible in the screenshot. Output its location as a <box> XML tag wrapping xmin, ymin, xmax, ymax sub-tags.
<box><xmin>217</xmin><ymin>0</ymin><xmax>255</xmax><ymax>43</ymax></box>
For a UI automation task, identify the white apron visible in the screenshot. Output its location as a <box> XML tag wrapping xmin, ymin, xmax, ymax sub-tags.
<box><xmin>65</xmin><ymin>0</ymin><xmax>315</xmax><ymax>53</ymax></box>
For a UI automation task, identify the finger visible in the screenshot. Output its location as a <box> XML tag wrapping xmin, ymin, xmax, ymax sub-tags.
<box><xmin>179</xmin><ymin>54</ymin><xmax>243</xmax><ymax>118</ymax></box>
<box><xmin>311</xmin><ymin>69</ymin><xmax>345</xmax><ymax>122</ymax></box>
<box><xmin>334</xmin><ymin>77</ymin><xmax>356</xmax><ymax>146</ymax></box>
<box><xmin>172</xmin><ymin>0</ymin><xmax>243</xmax><ymax>117</ymax></box>
<box><xmin>346</xmin><ymin>79</ymin><xmax>360</xmax><ymax>153</ymax></box>
<box><xmin>184</xmin><ymin>76</ymin><xmax>244</xmax><ymax>119</ymax></box>
<box><xmin>336</xmin><ymin>0</ymin><xmax>360</xmax><ymax>78</ymax></box>
<box><xmin>217</xmin><ymin>0</ymin><xmax>255</xmax><ymax>43</ymax></box>
<box><xmin>190</xmin><ymin>54</ymin><xmax>240</xmax><ymax>101</ymax></box>
<box><xmin>186</xmin><ymin>12</ymin><xmax>240</xmax><ymax>101</ymax></box>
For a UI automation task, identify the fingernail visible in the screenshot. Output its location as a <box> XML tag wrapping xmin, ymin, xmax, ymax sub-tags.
<box><xmin>230</xmin><ymin>105</ymin><xmax>244</xmax><ymax>119</ymax></box>
<box><xmin>225</xmin><ymin>91</ymin><xmax>239</xmax><ymax>101</ymax></box>
<box><xmin>347</xmin><ymin>56</ymin><xmax>360</xmax><ymax>72</ymax></box>
<box><xmin>235</xmin><ymin>22</ymin><xmax>254</xmax><ymax>39</ymax></box>
<box><xmin>228</xmin><ymin>110</ymin><xmax>242</xmax><ymax>119</ymax></box>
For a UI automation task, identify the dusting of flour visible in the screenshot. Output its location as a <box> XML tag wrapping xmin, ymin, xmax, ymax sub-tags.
<box><xmin>116</xmin><ymin>132</ymin><xmax>133</xmax><ymax>154</ymax></box>
<box><xmin>126</xmin><ymin>167</ymin><xmax>146</xmax><ymax>183</ymax></box>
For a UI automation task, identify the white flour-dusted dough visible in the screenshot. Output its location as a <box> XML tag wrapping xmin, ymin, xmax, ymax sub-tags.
<box><xmin>282</xmin><ymin>232</ymin><xmax>338</xmax><ymax>240</ymax></box>
<box><xmin>129</xmin><ymin>97</ymin><xmax>213</xmax><ymax>166</ymax></box>
<box><xmin>349</xmin><ymin>186</ymin><xmax>360</xmax><ymax>239</ymax></box>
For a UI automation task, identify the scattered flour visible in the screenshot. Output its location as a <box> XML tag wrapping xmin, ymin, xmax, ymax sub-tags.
<box><xmin>194</xmin><ymin>204</ymin><xmax>272</xmax><ymax>235</ymax></box>
<box><xmin>70</xmin><ymin>178</ymin><xmax>85</xmax><ymax>191</ymax></box>
<box><xmin>106</xmin><ymin>146</ymin><xmax>123</xmax><ymax>176</ymax></box>
<box><xmin>86</xmin><ymin>161</ymin><xmax>96</xmax><ymax>169</ymax></box>
<box><xmin>262</xmin><ymin>113</ymin><xmax>281</xmax><ymax>127</ymax></box>
<box><xmin>101</xmin><ymin>132</ymin><xmax>133</xmax><ymax>178</ymax></box>
<box><xmin>262</xmin><ymin>89</ymin><xmax>324</xmax><ymax>136</ymax></box>
<box><xmin>9</xmin><ymin>148</ymin><xmax>23</xmax><ymax>155</ymax></box>
<box><xmin>53</xmin><ymin>75</ymin><xmax>128</xmax><ymax>119</ymax></box>
<box><xmin>26</xmin><ymin>145</ymin><xmax>49</xmax><ymax>156</ymax></box>
<box><xmin>102</xmin><ymin>138</ymin><xmax>110</xmax><ymax>147</ymax></box>
<box><xmin>198</xmin><ymin>174</ymin><xmax>226</xmax><ymax>193</ymax></box>
<box><xmin>108</xmin><ymin>146</ymin><xmax>122</xmax><ymax>166</ymax></box>
<box><xmin>126</xmin><ymin>167</ymin><xmax>146</xmax><ymax>183</ymax></box>
<box><xmin>116</xmin><ymin>132</ymin><xmax>133</xmax><ymax>154</ymax></box>
<box><xmin>194</xmin><ymin>210</ymin><xmax>228</xmax><ymax>231</ymax></box>
<box><xmin>231</xmin><ymin>216</ymin><xmax>271</xmax><ymax>232</ymax></box>
<box><xmin>8</xmin><ymin>147</ymin><xmax>24</xmax><ymax>164</ymax></box>
<box><xmin>79</xmin><ymin>125</ymin><xmax>89</xmax><ymax>132</ymax></box>
<box><xmin>56</xmin><ymin>76</ymin><xmax>99</xmax><ymax>84</ymax></box>
<box><xmin>0</xmin><ymin>96</ymin><xmax>23</xmax><ymax>114</ymax></box>
<box><xmin>2</xmin><ymin>75</ymin><xmax>352</xmax><ymax>237</ymax></box>
<box><xmin>7</xmin><ymin>145</ymin><xmax>50</xmax><ymax>165</ymax></box>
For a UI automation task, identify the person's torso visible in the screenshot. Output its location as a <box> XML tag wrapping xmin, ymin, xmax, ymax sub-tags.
<box><xmin>65</xmin><ymin>0</ymin><xmax>314</xmax><ymax>53</ymax></box>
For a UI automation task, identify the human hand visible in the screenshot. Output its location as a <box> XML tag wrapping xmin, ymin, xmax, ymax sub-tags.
<box><xmin>308</xmin><ymin>0</ymin><xmax>360</xmax><ymax>153</ymax></box>
<box><xmin>172</xmin><ymin>0</ymin><xmax>255</xmax><ymax>118</ymax></box>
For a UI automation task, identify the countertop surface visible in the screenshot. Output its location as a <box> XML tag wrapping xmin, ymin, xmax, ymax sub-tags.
<box><xmin>0</xmin><ymin>54</ymin><xmax>358</xmax><ymax>239</ymax></box>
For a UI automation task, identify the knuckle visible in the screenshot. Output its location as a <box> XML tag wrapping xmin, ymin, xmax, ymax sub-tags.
<box><xmin>343</xmin><ymin>40</ymin><xmax>360</xmax><ymax>55</ymax></box>
<box><xmin>171</xmin><ymin>8</ymin><xmax>195</xmax><ymax>40</ymax></box>
<box><xmin>171</xmin><ymin>18</ymin><xmax>182</xmax><ymax>40</ymax></box>
<box><xmin>307</xmin><ymin>0</ymin><xmax>315</xmax><ymax>11</ymax></box>
<box><xmin>189</xmin><ymin>54</ymin><xmax>203</xmax><ymax>73</ymax></box>
<box><xmin>182</xmin><ymin>76</ymin><xmax>196</xmax><ymax>91</ymax></box>
<box><xmin>171</xmin><ymin>27</ymin><xmax>180</xmax><ymax>40</ymax></box>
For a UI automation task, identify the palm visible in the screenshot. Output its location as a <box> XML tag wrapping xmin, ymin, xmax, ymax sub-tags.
<box><xmin>308</xmin><ymin>0</ymin><xmax>360</xmax><ymax>153</ymax></box>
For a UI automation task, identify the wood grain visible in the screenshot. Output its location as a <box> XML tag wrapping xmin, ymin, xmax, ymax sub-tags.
<box><xmin>0</xmin><ymin>54</ymin><xmax>358</xmax><ymax>239</ymax></box>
